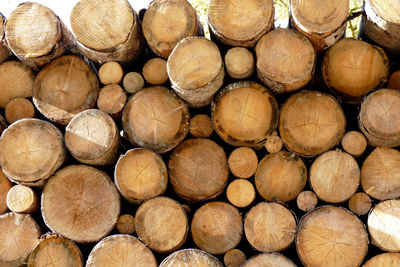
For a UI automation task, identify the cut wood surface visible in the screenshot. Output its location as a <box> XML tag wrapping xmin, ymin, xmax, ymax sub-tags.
<box><xmin>297</xmin><ymin>191</ymin><xmax>318</xmax><ymax>212</ymax></box>
<box><xmin>290</xmin><ymin>0</ymin><xmax>349</xmax><ymax>51</ymax></box>
<box><xmin>341</xmin><ymin>131</ymin><xmax>367</xmax><ymax>157</ymax></box>
<box><xmin>255</xmin><ymin>28</ymin><xmax>316</xmax><ymax>94</ymax></box>
<box><xmin>225</xmin><ymin>47</ymin><xmax>254</xmax><ymax>79</ymax></box>
<box><xmin>142</xmin><ymin>58</ymin><xmax>168</xmax><ymax>85</ymax></box>
<box><xmin>191</xmin><ymin>201</ymin><xmax>242</xmax><ymax>255</ymax></box>
<box><xmin>65</xmin><ymin>109</ymin><xmax>120</xmax><ymax>166</ymax></box>
<box><xmin>27</xmin><ymin>235</ymin><xmax>83</xmax><ymax>267</ymax></box>
<box><xmin>33</xmin><ymin>55</ymin><xmax>99</xmax><ymax>125</ymax></box>
<box><xmin>228</xmin><ymin>147</ymin><xmax>258</xmax><ymax>179</ymax></box>
<box><xmin>224</xmin><ymin>249</ymin><xmax>246</xmax><ymax>267</ymax></box>
<box><xmin>322</xmin><ymin>38</ymin><xmax>389</xmax><ymax>103</ymax></box>
<box><xmin>388</xmin><ymin>70</ymin><xmax>400</xmax><ymax>89</ymax></box>
<box><xmin>122</xmin><ymin>86</ymin><xmax>189</xmax><ymax>153</ymax></box>
<box><xmin>168</xmin><ymin>138</ymin><xmax>228</xmax><ymax>202</ymax></box>
<box><xmin>279</xmin><ymin>90</ymin><xmax>346</xmax><ymax>157</ymax></box>
<box><xmin>167</xmin><ymin>37</ymin><xmax>224</xmax><ymax>107</ymax></box>
<box><xmin>0</xmin><ymin>14</ymin><xmax>10</xmax><ymax>64</ymax></box>
<box><xmin>122</xmin><ymin>72</ymin><xmax>144</xmax><ymax>93</ymax></box>
<box><xmin>361</xmin><ymin>147</ymin><xmax>400</xmax><ymax>200</ymax></box>
<box><xmin>98</xmin><ymin>61</ymin><xmax>124</xmax><ymax>85</ymax></box>
<box><xmin>0</xmin><ymin>119</ymin><xmax>66</xmax><ymax>185</ymax></box>
<box><xmin>97</xmin><ymin>84</ymin><xmax>127</xmax><ymax>119</ymax></box>
<box><xmin>116</xmin><ymin>214</ymin><xmax>135</xmax><ymax>234</ymax></box>
<box><xmin>6</xmin><ymin>185</ymin><xmax>38</xmax><ymax>214</ymax></box>
<box><xmin>0</xmin><ymin>60</ymin><xmax>34</xmax><ymax>108</ymax></box>
<box><xmin>226</xmin><ymin>179</ymin><xmax>256</xmax><ymax>208</ymax></box>
<box><xmin>160</xmin><ymin>249</ymin><xmax>223</xmax><ymax>267</ymax></box>
<box><xmin>189</xmin><ymin>114</ymin><xmax>214</xmax><ymax>138</ymax></box>
<box><xmin>5</xmin><ymin>97</ymin><xmax>35</xmax><ymax>124</ymax></box>
<box><xmin>0</xmin><ymin>170</ymin><xmax>12</xmax><ymax>214</ymax></box>
<box><xmin>70</xmin><ymin>0</ymin><xmax>142</xmax><ymax>64</ymax></box>
<box><xmin>212</xmin><ymin>81</ymin><xmax>278</xmax><ymax>148</ymax></box>
<box><xmin>244</xmin><ymin>202</ymin><xmax>296</xmax><ymax>252</ymax></box>
<box><xmin>86</xmin><ymin>235</ymin><xmax>157</xmax><ymax>267</ymax></box>
<box><xmin>363</xmin><ymin>253</ymin><xmax>400</xmax><ymax>267</ymax></box>
<box><xmin>142</xmin><ymin>0</ymin><xmax>201</xmax><ymax>59</ymax></box>
<box><xmin>264</xmin><ymin>135</ymin><xmax>283</xmax><ymax>153</ymax></box>
<box><xmin>349</xmin><ymin>192</ymin><xmax>372</xmax><ymax>216</ymax></box>
<box><xmin>255</xmin><ymin>151</ymin><xmax>307</xmax><ymax>202</ymax></box>
<box><xmin>207</xmin><ymin>0</ymin><xmax>274</xmax><ymax>47</ymax></box>
<box><xmin>41</xmin><ymin>165</ymin><xmax>120</xmax><ymax>243</ymax></box>
<box><xmin>135</xmin><ymin>196</ymin><xmax>188</xmax><ymax>253</ymax></box>
<box><xmin>242</xmin><ymin>253</ymin><xmax>296</xmax><ymax>267</ymax></box>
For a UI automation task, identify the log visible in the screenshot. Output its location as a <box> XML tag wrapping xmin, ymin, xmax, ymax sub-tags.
<box><xmin>116</xmin><ymin>214</ymin><xmax>135</xmax><ymax>234</ymax></box>
<box><xmin>224</xmin><ymin>249</ymin><xmax>246</xmax><ymax>267</ymax></box>
<box><xmin>341</xmin><ymin>131</ymin><xmax>367</xmax><ymax>157</ymax></box>
<box><xmin>290</xmin><ymin>0</ymin><xmax>348</xmax><ymax>52</ymax></box>
<box><xmin>160</xmin><ymin>249</ymin><xmax>223</xmax><ymax>267</ymax></box>
<box><xmin>122</xmin><ymin>86</ymin><xmax>189</xmax><ymax>153</ymax></box>
<box><xmin>0</xmin><ymin>213</ymin><xmax>41</xmax><ymax>265</ymax></box>
<box><xmin>225</xmin><ymin>47</ymin><xmax>254</xmax><ymax>79</ymax></box>
<box><xmin>297</xmin><ymin>191</ymin><xmax>318</xmax><ymax>212</ymax></box>
<box><xmin>70</xmin><ymin>0</ymin><xmax>143</xmax><ymax>65</ymax></box>
<box><xmin>27</xmin><ymin>235</ymin><xmax>83</xmax><ymax>267</ymax></box>
<box><xmin>255</xmin><ymin>28</ymin><xmax>316</xmax><ymax>94</ymax></box>
<box><xmin>0</xmin><ymin>115</ymin><xmax>7</xmax><ymax>136</ymax></box>
<box><xmin>191</xmin><ymin>201</ymin><xmax>242</xmax><ymax>255</ymax></box>
<box><xmin>361</xmin><ymin>147</ymin><xmax>400</xmax><ymax>200</ymax></box>
<box><xmin>361</xmin><ymin>0</ymin><xmax>400</xmax><ymax>55</ymax></box>
<box><xmin>264</xmin><ymin>135</ymin><xmax>283</xmax><ymax>153</ymax></box>
<box><xmin>65</xmin><ymin>109</ymin><xmax>120</xmax><ymax>166</ymax></box>
<box><xmin>86</xmin><ymin>235</ymin><xmax>157</xmax><ymax>267</ymax></box>
<box><xmin>228</xmin><ymin>147</ymin><xmax>258</xmax><ymax>179</ymax></box>
<box><xmin>142</xmin><ymin>0</ymin><xmax>201</xmax><ymax>59</ymax></box>
<box><xmin>0</xmin><ymin>60</ymin><xmax>34</xmax><ymax>108</ymax></box>
<box><xmin>359</xmin><ymin>89</ymin><xmax>400</xmax><ymax>147</ymax></box>
<box><xmin>167</xmin><ymin>37</ymin><xmax>224</xmax><ymax>107</ymax></box>
<box><xmin>97</xmin><ymin>84</ymin><xmax>127</xmax><ymax>119</ymax></box>
<box><xmin>168</xmin><ymin>138</ymin><xmax>228</xmax><ymax>202</ymax></box>
<box><xmin>322</xmin><ymin>38</ymin><xmax>389</xmax><ymax>103</ymax></box>
<box><xmin>242</xmin><ymin>253</ymin><xmax>296</xmax><ymax>267</ymax></box>
<box><xmin>6</xmin><ymin>185</ymin><xmax>38</xmax><ymax>214</ymax></box>
<box><xmin>348</xmin><ymin>192</ymin><xmax>372</xmax><ymax>216</ymax></box>
<box><xmin>310</xmin><ymin>150</ymin><xmax>360</xmax><ymax>203</ymax></box>
<box><xmin>368</xmin><ymin>199</ymin><xmax>400</xmax><ymax>252</ymax></box>
<box><xmin>0</xmin><ymin>119</ymin><xmax>66</xmax><ymax>186</ymax></box>
<box><xmin>244</xmin><ymin>202</ymin><xmax>296</xmax><ymax>252</ymax></box>
<box><xmin>0</xmin><ymin>14</ymin><xmax>10</xmax><ymax>64</ymax></box>
<box><xmin>142</xmin><ymin>58</ymin><xmax>169</xmax><ymax>85</ymax></box>
<box><xmin>135</xmin><ymin>196</ymin><xmax>188</xmax><ymax>253</ymax></box>
<box><xmin>122</xmin><ymin>72</ymin><xmax>144</xmax><ymax>93</ymax></box>
<box><xmin>279</xmin><ymin>90</ymin><xmax>346</xmax><ymax>157</ymax></box>
<box><xmin>5</xmin><ymin>2</ymin><xmax>75</xmax><ymax>70</ymax></box>
<box><xmin>388</xmin><ymin>70</ymin><xmax>400</xmax><ymax>89</ymax></box>
<box><xmin>189</xmin><ymin>114</ymin><xmax>214</xmax><ymax>138</ymax></box>
<box><xmin>255</xmin><ymin>151</ymin><xmax>307</xmax><ymax>202</ymax></box>
<box><xmin>212</xmin><ymin>81</ymin><xmax>278</xmax><ymax>148</ymax></box>
<box><xmin>41</xmin><ymin>165</ymin><xmax>120</xmax><ymax>243</ymax></box>
<box><xmin>363</xmin><ymin>253</ymin><xmax>400</xmax><ymax>267</ymax></box>
<box><xmin>226</xmin><ymin>179</ymin><xmax>256</xmax><ymax>208</ymax></box>
<box><xmin>98</xmin><ymin>61</ymin><xmax>124</xmax><ymax>85</ymax></box>
<box><xmin>5</xmin><ymin>98</ymin><xmax>35</xmax><ymax>124</ymax></box>
<box><xmin>33</xmin><ymin>55</ymin><xmax>99</xmax><ymax>126</ymax></box>
<box><xmin>296</xmin><ymin>206</ymin><xmax>368</xmax><ymax>267</ymax></box>
<box><xmin>114</xmin><ymin>148</ymin><xmax>168</xmax><ymax>203</ymax></box>
<box><xmin>0</xmin><ymin>170</ymin><xmax>12</xmax><ymax>214</ymax></box>
<box><xmin>207</xmin><ymin>0</ymin><xmax>274</xmax><ymax>47</ymax></box>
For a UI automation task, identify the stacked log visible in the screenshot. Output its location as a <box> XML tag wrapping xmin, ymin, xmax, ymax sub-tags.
<box><xmin>0</xmin><ymin>14</ymin><xmax>10</xmax><ymax>64</ymax></box>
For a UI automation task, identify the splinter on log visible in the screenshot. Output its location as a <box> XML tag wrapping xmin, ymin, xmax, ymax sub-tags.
<box><xmin>297</xmin><ymin>191</ymin><xmax>318</xmax><ymax>212</ymax></box>
<box><xmin>5</xmin><ymin>98</ymin><xmax>35</xmax><ymax>124</ymax></box>
<box><xmin>0</xmin><ymin>61</ymin><xmax>34</xmax><ymax>108</ymax></box>
<box><xmin>348</xmin><ymin>192</ymin><xmax>372</xmax><ymax>216</ymax></box>
<box><xmin>99</xmin><ymin>61</ymin><xmax>124</xmax><ymax>85</ymax></box>
<box><xmin>160</xmin><ymin>249</ymin><xmax>223</xmax><ymax>267</ymax></box>
<box><xmin>359</xmin><ymin>89</ymin><xmax>400</xmax><ymax>147</ymax></box>
<box><xmin>255</xmin><ymin>28</ymin><xmax>316</xmax><ymax>94</ymax></box>
<box><xmin>135</xmin><ymin>197</ymin><xmax>188</xmax><ymax>253</ymax></box>
<box><xmin>279</xmin><ymin>90</ymin><xmax>346</xmax><ymax>157</ymax></box>
<box><xmin>322</xmin><ymin>38</ymin><xmax>389</xmax><ymax>103</ymax></box>
<box><xmin>226</xmin><ymin>179</ymin><xmax>256</xmax><ymax>208</ymax></box>
<box><xmin>65</xmin><ymin>109</ymin><xmax>120</xmax><ymax>166</ymax></box>
<box><xmin>86</xmin><ymin>235</ymin><xmax>157</xmax><ymax>267</ymax></box>
<box><xmin>142</xmin><ymin>58</ymin><xmax>169</xmax><ymax>85</ymax></box>
<box><xmin>142</xmin><ymin>0</ymin><xmax>201</xmax><ymax>59</ymax></box>
<box><xmin>244</xmin><ymin>202</ymin><xmax>296</xmax><ymax>252</ymax></box>
<box><xmin>212</xmin><ymin>81</ymin><xmax>278</xmax><ymax>148</ymax></box>
<box><xmin>290</xmin><ymin>0</ymin><xmax>349</xmax><ymax>52</ymax></box>
<box><xmin>341</xmin><ymin>131</ymin><xmax>367</xmax><ymax>157</ymax></box>
<box><xmin>0</xmin><ymin>213</ymin><xmax>41</xmax><ymax>265</ymax></box>
<box><xmin>0</xmin><ymin>14</ymin><xmax>10</xmax><ymax>64</ymax></box>
<box><xmin>0</xmin><ymin>119</ymin><xmax>66</xmax><ymax>186</ymax></box>
<box><xmin>27</xmin><ymin>235</ymin><xmax>83</xmax><ymax>267</ymax></box>
<box><xmin>228</xmin><ymin>147</ymin><xmax>258</xmax><ymax>179</ymax></box>
<box><xmin>242</xmin><ymin>253</ymin><xmax>296</xmax><ymax>267</ymax></box>
<box><xmin>388</xmin><ymin>70</ymin><xmax>400</xmax><ymax>90</ymax></box>
<box><xmin>255</xmin><ymin>151</ymin><xmax>307</xmax><ymax>202</ymax></box>
<box><xmin>33</xmin><ymin>55</ymin><xmax>99</xmax><ymax>126</ymax></box>
<box><xmin>189</xmin><ymin>114</ymin><xmax>214</xmax><ymax>138</ymax></box>
<box><xmin>0</xmin><ymin>170</ymin><xmax>12</xmax><ymax>214</ymax></box>
<box><xmin>224</xmin><ymin>249</ymin><xmax>246</xmax><ymax>267</ymax></box>
<box><xmin>114</xmin><ymin>148</ymin><xmax>168</xmax><ymax>203</ymax></box>
<box><xmin>191</xmin><ymin>201</ymin><xmax>243</xmax><ymax>255</ymax></box>
<box><xmin>169</xmin><ymin>138</ymin><xmax>228</xmax><ymax>202</ymax></box>
<box><xmin>225</xmin><ymin>47</ymin><xmax>255</xmax><ymax>79</ymax></box>
<box><xmin>361</xmin><ymin>147</ymin><xmax>400</xmax><ymax>200</ymax></box>
<box><xmin>123</xmin><ymin>72</ymin><xmax>144</xmax><ymax>93</ymax></box>
<box><xmin>41</xmin><ymin>165</ymin><xmax>120</xmax><ymax>243</ymax></box>
<box><xmin>70</xmin><ymin>0</ymin><xmax>143</xmax><ymax>64</ymax></box>
<box><xmin>296</xmin><ymin>206</ymin><xmax>368</xmax><ymax>267</ymax></box>
<box><xmin>207</xmin><ymin>0</ymin><xmax>274</xmax><ymax>47</ymax></box>
<box><xmin>368</xmin><ymin>199</ymin><xmax>400</xmax><ymax>252</ymax></box>
<box><xmin>6</xmin><ymin>185</ymin><xmax>38</xmax><ymax>214</ymax></box>
<box><xmin>116</xmin><ymin>214</ymin><xmax>135</xmax><ymax>234</ymax></box>
<box><xmin>167</xmin><ymin>37</ymin><xmax>224</xmax><ymax>107</ymax></box>
<box><xmin>97</xmin><ymin>84</ymin><xmax>127</xmax><ymax>119</ymax></box>
<box><xmin>363</xmin><ymin>253</ymin><xmax>400</xmax><ymax>267</ymax></box>
<box><xmin>5</xmin><ymin>2</ymin><xmax>74</xmax><ymax>70</ymax></box>
<box><xmin>122</xmin><ymin>86</ymin><xmax>189</xmax><ymax>153</ymax></box>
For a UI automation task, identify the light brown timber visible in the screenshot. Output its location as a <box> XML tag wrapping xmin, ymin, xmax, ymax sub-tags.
<box><xmin>224</xmin><ymin>249</ymin><xmax>246</xmax><ymax>267</ymax></box>
<box><xmin>297</xmin><ymin>191</ymin><xmax>318</xmax><ymax>212</ymax></box>
<box><xmin>225</xmin><ymin>47</ymin><xmax>255</xmax><ymax>79</ymax></box>
<box><xmin>341</xmin><ymin>131</ymin><xmax>367</xmax><ymax>157</ymax></box>
<box><xmin>160</xmin><ymin>249</ymin><xmax>223</xmax><ymax>267</ymax></box>
<box><xmin>189</xmin><ymin>114</ymin><xmax>214</xmax><ymax>138</ymax></box>
<box><xmin>228</xmin><ymin>147</ymin><xmax>258</xmax><ymax>179</ymax></box>
<box><xmin>0</xmin><ymin>170</ymin><xmax>12</xmax><ymax>215</ymax></box>
<box><xmin>226</xmin><ymin>179</ymin><xmax>256</xmax><ymax>208</ymax></box>
<box><xmin>0</xmin><ymin>14</ymin><xmax>10</xmax><ymax>64</ymax></box>
<box><xmin>97</xmin><ymin>84</ymin><xmax>127</xmax><ymax>119</ymax></box>
<box><xmin>122</xmin><ymin>72</ymin><xmax>144</xmax><ymax>93</ymax></box>
<box><xmin>142</xmin><ymin>58</ymin><xmax>169</xmax><ymax>85</ymax></box>
<box><xmin>6</xmin><ymin>185</ymin><xmax>38</xmax><ymax>214</ymax></box>
<box><xmin>5</xmin><ymin>98</ymin><xmax>35</xmax><ymax>124</ymax></box>
<box><xmin>242</xmin><ymin>253</ymin><xmax>296</xmax><ymax>267</ymax></box>
<box><xmin>349</xmin><ymin>192</ymin><xmax>372</xmax><ymax>216</ymax></box>
<box><xmin>116</xmin><ymin>214</ymin><xmax>135</xmax><ymax>234</ymax></box>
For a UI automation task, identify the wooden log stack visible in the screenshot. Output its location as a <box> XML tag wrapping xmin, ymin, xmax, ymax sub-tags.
<box><xmin>1</xmin><ymin>0</ymin><xmax>400</xmax><ymax>266</ymax></box>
